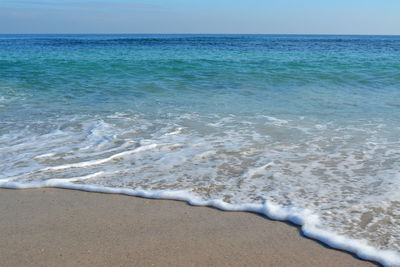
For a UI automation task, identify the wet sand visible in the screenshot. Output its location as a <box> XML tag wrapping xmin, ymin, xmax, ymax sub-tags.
<box><xmin>0</xmin><ymin>188</ymin><xmax>377</xmax><ymax>266</ymax></box>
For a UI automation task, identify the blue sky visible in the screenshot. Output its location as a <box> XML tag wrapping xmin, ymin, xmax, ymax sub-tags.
<box><xmin>1</xmin><ymin>0</ymin><xmax>399</xmax><ymax>34</ymax></box>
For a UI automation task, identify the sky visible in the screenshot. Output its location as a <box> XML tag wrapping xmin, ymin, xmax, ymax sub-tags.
<box><xmin>0</xmin><ymin>0</ymin><xmax>399</xmax><ymax>35</ymax></box>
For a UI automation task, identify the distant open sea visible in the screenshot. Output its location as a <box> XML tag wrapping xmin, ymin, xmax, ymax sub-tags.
<box><xmin>1</xmin><ymin>34</ymin><xmax>400</xmax><ymax>266</ymax></box>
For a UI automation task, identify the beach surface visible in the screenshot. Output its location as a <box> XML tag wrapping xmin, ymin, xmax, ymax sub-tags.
<box><xmin>0</xmin><ymin>188</ymin><xmax>376</xmax><ymax>267</ymax></box>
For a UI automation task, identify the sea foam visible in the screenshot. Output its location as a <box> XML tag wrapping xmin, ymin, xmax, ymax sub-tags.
<box><xmin>1</xmin><ymin>113</ymin><xmax>400</xmax><ymax>266</ymax></box>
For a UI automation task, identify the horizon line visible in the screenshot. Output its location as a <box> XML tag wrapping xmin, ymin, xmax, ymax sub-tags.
<box><xmin>1</xmin><ymin>33</ymin><xmax>400</xmax><ymax>36</ymax></box>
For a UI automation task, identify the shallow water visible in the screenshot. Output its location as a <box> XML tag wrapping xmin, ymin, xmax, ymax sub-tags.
<box><xmin>1</xmin><ymin>34</ymin><xmax>400</xmax><ymax>266</ymax></box>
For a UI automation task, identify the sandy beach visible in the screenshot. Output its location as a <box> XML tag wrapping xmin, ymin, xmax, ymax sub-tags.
<box><xmin>0</xmin><ymin>188</ymin><xmax>376</xmax><ymax>267</ymax></box>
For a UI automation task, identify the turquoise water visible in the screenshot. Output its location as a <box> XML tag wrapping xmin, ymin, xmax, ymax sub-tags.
<box><xmin>1</xmin><ymin>34</ymin><xmax>400</xmax><ymax>265</ymax></box>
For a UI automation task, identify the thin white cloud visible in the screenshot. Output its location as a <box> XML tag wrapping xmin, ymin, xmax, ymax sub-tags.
<box><xmin>1</xmin><ymin>0</ymin><xmax>163</xmax><ymax>9</ymax></box>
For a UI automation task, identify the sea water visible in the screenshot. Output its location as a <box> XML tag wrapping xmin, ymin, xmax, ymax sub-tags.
<box><xmin>1</xmin><ymin>34</ymin><xmax>400</xmax><ymax>266</ymax></box>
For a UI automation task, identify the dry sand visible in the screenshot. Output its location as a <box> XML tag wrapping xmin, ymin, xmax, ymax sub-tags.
<box><xmin>0</xmin><ymin>188</ymin><xmax>377</xmax><ymax>267</ymax></box>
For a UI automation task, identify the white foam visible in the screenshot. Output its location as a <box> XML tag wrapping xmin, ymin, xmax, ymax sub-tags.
<box><xmin>34</xmin><ymin>153</ymin><xmax>56</xmax><ymax>159</ymax></box>
<box><xmin>246</xmin><ymin>162</ymin><xmax>274</xmax><ymax>178</ymax></box>
<box><xmin>41</xmin><ymin>144</ymin><xmax>158</xmax><ymax>171</ymax></box>
<box><xmin>263</xmin><ymin>116</ymin><xmax>289</xmax><ymax>125</ymax></box>
<box><xmin>2</xmin><ymin>113</ymin><xmax>400</xmax><ymax>266</ymax></box>
<box><xmin>0</xmin><ymin>179</ymin><xmax>398</xmax><ymax>266</ymax></box>
<box><xmin>165</xmin><ymin>127</ymin><xmax>183</xmax><ymax>136</ymax></box>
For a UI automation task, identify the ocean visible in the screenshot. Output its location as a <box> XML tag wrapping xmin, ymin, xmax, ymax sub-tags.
<box><xmin>1</xmin><ymin>34</ymin><xmax>400</xmax><ymax>266</ymax></box>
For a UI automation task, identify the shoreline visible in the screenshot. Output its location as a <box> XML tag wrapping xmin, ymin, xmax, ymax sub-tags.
<box><xmin>0</xmin><ymin>188</ymin><xmax>377</xmax><ymax>266</ymax></box>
